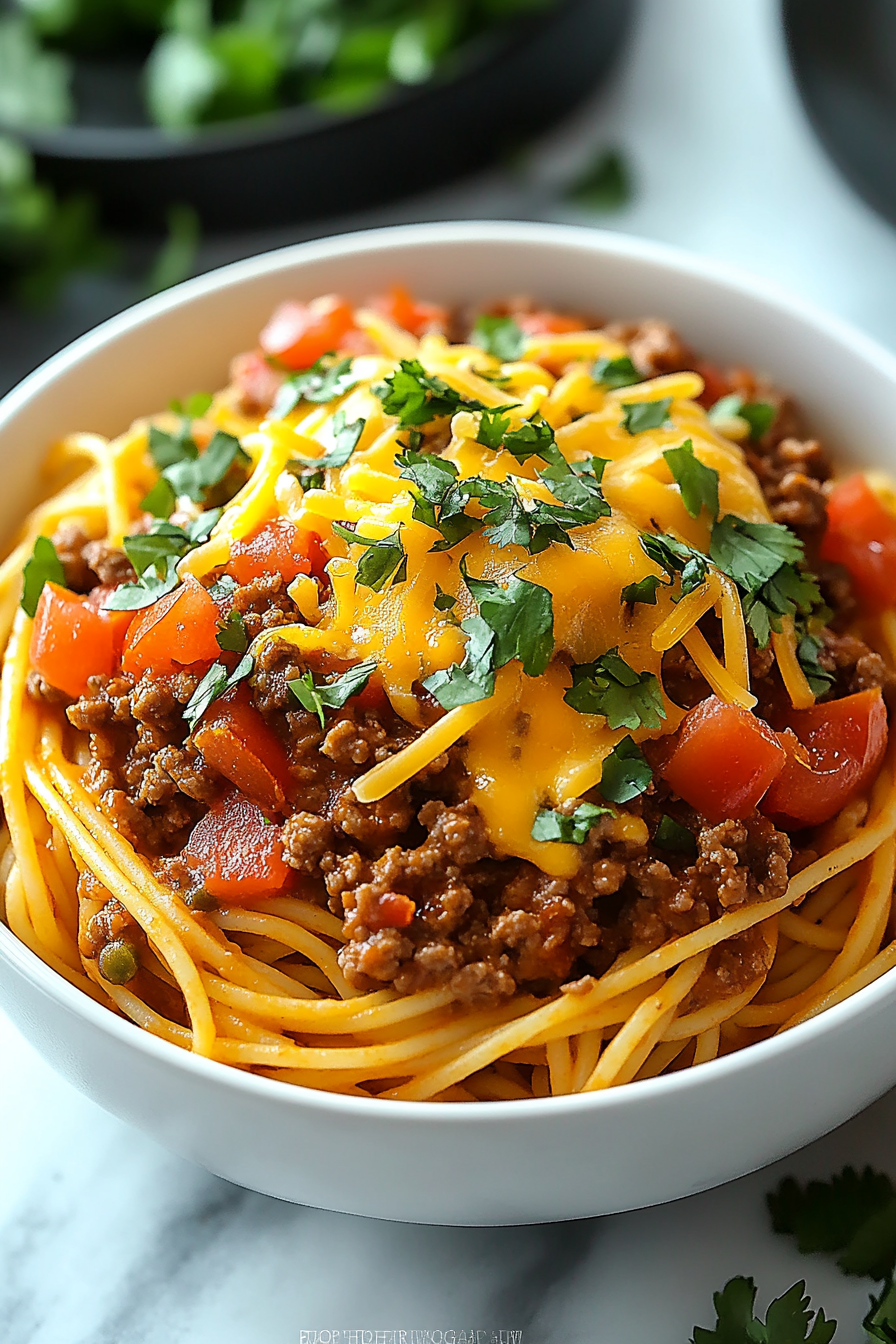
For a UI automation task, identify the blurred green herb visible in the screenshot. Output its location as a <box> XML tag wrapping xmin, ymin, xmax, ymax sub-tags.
<box><xmin>565</xmin><ymin>148</ymin><xmax>633</xmax><ymax>211</ymax></box>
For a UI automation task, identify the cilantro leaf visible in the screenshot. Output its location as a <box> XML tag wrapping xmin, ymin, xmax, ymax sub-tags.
<box><xmin>163</xmin><ymin>430</ymin><xmax>249</xmax><ymax>503</ymax></box>
<box><xmin>711</xmin><ymin>516</ymin><xmax>821</xmax><ymax>646</ymax></box>
<box><xmin>21</xmin><ymin>535</ymin><xmax>65</xmax><ymax>618</ymax></box>
<box><xmin>654</xmin><ymin>814</ymin><xmax>697</xmax><ymax>858</ymax></box>
<box><xmin>593</xmin><ymin>354</ymin><xmax>641</xmax><ymax>389</ymax></box>
<box><xmin>378</xmin><ymin>358</ymin><xmax>482</xmax><ymax>427</ymax></box>
<box><xmin>599</xmin><ymin>735</ymin><xmax>652</xmax><ymax>804</ymax></box>
<box><xmin>476</xmin><ymin>405</ymin><xmax>513</xmax><ymax>450</ymax></box>
<box><xmin>564</xmin><ymin>649</ymin><xmax>666</xmax><ymax>731</ymax></box>
<box><xmin>621</xmin><ymin>397</ymin><xmax>673</xmax><ymax>435</ymax></box>
<box><xmin>331</xmin><ymin>522</ymin><xmax>407</xmax><ymax>591</ymax></box>
<box><xmin>540</xmin><ymin>457</ymin><xmax>611</xmax><ymax>523</ymax></box>
<box><xmin>183</xmin><ymin>653</ymin><xmax>253</xmax><ymax>731</ymax></box>
<box><xmin>169</xmin><ymin>391</ymin><xmax>213</xmax><ymax>419</ymax></box>
<box><xmin>287</xmin><ymin>411</ymin><xmax>365</xmax><ymax>486</ymax></box>
<box><xmin>640</xmin><ymin>532</ymin><xmax>710</xmax><ymax>597</ymax></box>
<box><xmin>396</xmin><ymin>449</ymin><xmax>479</xmax><ymax>551</ymax></box>
<box><xmin>148</xmin><ymin>420</ymin><xmax>197</xmax><ymax>470</ymax></box>
<box><xmin>102</xmin><ymin>555</ymin><xmax>181</xmax><ymax>611</ymax></box>
<box><xmin>866</xmin><ymin>1276</ymin><xmax>896</xmax><ymax>1343</ymax></box>
<box><xmin>216</xmin><ymin>610</ymin><xmax>248</xmax><ymax>654</ymax></box>
<box><xmin>460</xmin><ymin>558</ymin><xmax>554</xmax><ymax>676</ymax></box>
<box><xmin>140</xmin><ymin>476</ymin><xmax>177</xmax><ymax>518</ymax></box>
<box><xmin>433</xmin><ymin>585</ymin><xmax>457</xmax><ymax>613</ymax></box>
<box><xmin>664</xmin><ymin>439</ymin><xmax>720</xmax><ymax>519</ymax></box>
<box><xmin>531</xmin><ymin>802</ymin><xmax>612</xmax><ymax>845</ymax></box>
<box><xmin>423</xmin><ymin>614</ymin><xmax>496</xmax><ymax>709</ymax></box>
<box><xmin>471</xmin><ymin>314</ymin><xmax>525</xmax><ymax>362</ymax></box>
<box><xmin>502</xmin><ymin>418</ymin><xmax>561</xmax><ymax>466</ymax></box>
<box><xmin>287</xmin><ymin>659</ymin><xmax>377</xmax><ymax>729</ymax></box>
<box><xmin>709</xmin><ymin>394</ymin><xmax>776</xmax><ymax>442</ymax></box>
<box><xmin>692</xmin><ymin>1276</ymin><xmax>836</xmax><ymax>1344</ymax></box>
<box><xmin>797</xmin><ymin>631</ymin><xmax>835</xmax><ymax>697</ymax></box>
<box><xmin>621</xmin><ymin>574</ymin><xmax>666</xmax><ymax>606</ymax></box>
<box><xmin>769</xmin><ymin>1167</ymin><xmax>896</xmax><ymax>1273</ymax></box>
<box><xmin>271</xmin><ymin>355</ymin><xmax>358</xmax><ymax>419</ymax></box>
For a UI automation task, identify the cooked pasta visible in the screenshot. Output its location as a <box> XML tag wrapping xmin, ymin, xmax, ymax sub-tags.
<box><xmin>2</xmin><ymin>284</ymin><xmax>895</xmax><ymax>1101</ymax></box>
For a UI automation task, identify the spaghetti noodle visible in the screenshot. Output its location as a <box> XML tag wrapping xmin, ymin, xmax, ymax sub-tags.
<box><xmin>2</xmin><ymin>286</ymin><xmax>895</xmax><ymax>1101</ymax></box>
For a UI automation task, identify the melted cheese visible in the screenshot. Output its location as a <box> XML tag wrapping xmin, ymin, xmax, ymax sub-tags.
<box><xmin>218</xmin><ymin>339</ymin><xmax>779</xmax><ymax>872</ymax></box>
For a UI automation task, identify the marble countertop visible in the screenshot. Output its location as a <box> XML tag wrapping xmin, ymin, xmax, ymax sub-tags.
<box><xmin>5</xmin><ymin>1</ymin><xmax>896</xmax><ymax>1339</ymax></box>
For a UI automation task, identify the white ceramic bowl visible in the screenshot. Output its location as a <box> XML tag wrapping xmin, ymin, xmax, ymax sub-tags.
<box><xmin>2</xmin><ymin>221</ymin><xmax>896</xmax><ymax>1227</ymax></box>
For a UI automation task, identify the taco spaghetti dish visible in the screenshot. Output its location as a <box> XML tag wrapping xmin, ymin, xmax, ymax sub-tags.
<box><xmin>2</xmin><ymin>287</ymin><xmax>896</xmax><ymax>1103</ymax></box>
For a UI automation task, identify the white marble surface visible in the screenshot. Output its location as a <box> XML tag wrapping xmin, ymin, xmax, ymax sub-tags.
<box><xmin>5</xmin><ymin>1</ymin><xmax>896</xmax><ymax>1339</ymax></box>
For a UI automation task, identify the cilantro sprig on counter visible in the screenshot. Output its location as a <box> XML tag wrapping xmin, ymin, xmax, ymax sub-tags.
<box><xmin>423</xmin><ymin>558</ymin><xmax>554</xmax><ymax>710</ymax></box>
<box><xmin>377</xmin><ymin>359</ymin><xmax>483</xmax><ymax>427</ymax></box>
<box><xmin>531</xmin><ymin>802</ymin><xmax>611</xmax><ymax>845</ymax></box>
<box><xmin>693</xmin><ymin>1277</ymin><xmax>836</xmax><ymax>1344</ymax></box>
<box><xmin>564</xmin><ymin>648</ymin><xmax>666</xmax><ymax>731</ymax></box>
<box><xmin>288</xmin><ymin>659</ymin><xmax>377</xmax><ymax>729</ymax></box>
<box><xmin>271</xmin><ymin>354</ymin><xmax>359</xmax><ymax>420</ymax></box>
<box><xmin>20</xmin><ymin>535</ymin><xmax>65</xmax><ymax>617</ymax></box>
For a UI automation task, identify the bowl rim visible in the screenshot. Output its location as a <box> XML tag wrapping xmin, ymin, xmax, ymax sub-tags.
<box><xmin>9</xmin><ymin>0</ymin><xmax>591</xmax><ymax>161</ymax></box>
<box><xmin>4</xmin><ymin>216</ymin><xmax>896</xmax><ymax>1123</ymax></box>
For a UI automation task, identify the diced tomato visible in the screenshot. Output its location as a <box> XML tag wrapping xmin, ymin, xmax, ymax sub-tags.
<box><xmin>820</xmin><ymin>474</ymin><xmax>896</xmax><ymax>613</ymax></box>
<box><xmin>30</xmin><ymin>582</ymin><xmax>122</xmax><ymax>699</ymax></box>
<box><xmin>121</xmin><ymin>575</ymin><xmax>220</xmax><ymax>678</ymax></box>
<box><xmin>761</xmin><ymin>688</ymin><xmax>888</xmax><ymax>829</ymax></box>
<box><xmin>516</xmin><ymin>311</ymin><xmax>584</xmax><ymax>336</ymax></box>
<box><xmin>662</xmin><ymin>695</ymin><xmax>787</xmax><ymax>822</ymax></box>
<box><xmin>227</xmin><ymin>518</ymin><xmax>320</xmax><ymax>587</ymax></box>
<box><xmin>370</xmin><ymin>284</ymin><xmax>448</xmax><ymax>337</ymax></box>
<box><xmin>193</xmin><ymin>684</ymin><xmax>291</xmax><ymax>812</ymax></box>
<box><xmin>366</xmin><ymin>893</ymin><xmax>416</xmax><ymax>932</ymax></box>
<box><xmin>259</xmin><ymin>295</ymin><xmax>355</xmax><ymax>370</ymax></box>
<box><xmin>183</xmin><ymin>791</ymin><xmax>291</xmax><ymax>903</ymax></box>
<box><xmin>83</xmin><ymin>585</ymin><xmax>136</xmax><ymax>660</ymax></box>
<box><xmin>229</xmin><ymin>349</ymin><xmax>284</xmax><ymax>415</ymax></box>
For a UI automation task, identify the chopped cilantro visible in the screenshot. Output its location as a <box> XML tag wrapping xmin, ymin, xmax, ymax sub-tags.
<box><xmin>169</xmin><ymin>391</ymin><xmax>213</xmax><ymax>418</ymax></box>
<box><xmin>288</xmin><ymin>659</ymin><xmax>377</xmax><ymax>729</ymax></box>
<box><xmin>148</xmin><ymin>419</ymin><xmax>197</xmax><ymax>471</ymax></box>
<box><xmin>377</xmin><ymin>358</ymin><xmax>482</xmax><ymax>427</ymax></box>
<box><xmin>769</xmin><ymin>1168</ymin><xmax>896</xmax><ymax>1275</ymax></box>
<box><xmin>639</xmin><ymin>532</ymin><xmax>710</xmax><ymax>597</ymax></box>
<box><xmin>103</xmin><ymin>555</ymin><xmax>181</xmax><ymax>611</ymax></box>
<box><xmin>423</xmin><ymin>561</ymin><xmax>554</xmax><ymax>709</ymax></box>
<box><xmin>146</xmin><ymin>419</ymin><xmax>249</xmax><ymax>510</ymax></box>
<box><xmin>692</xmin><ymin>1276</ymin><xmax>836</xmax><ymax>1344</ymax></box>
<box><xmin>422</xmin><ymin>614</ymin><xmax>497</xmax><ymax>709</ymax></box>
<box><xmin>331</xmin><ymin>521</ymin><xmax>407</xmax><ymax>591</ymax></box>
<box><xmin>621</xmin><ymin>574</ymin><xmax>666</xmax><ymax>607</ymax></box>
<box><xmin>287</xmin><ymin>411</ymin><xmax>365</xmax><ymax>487</ymax></box>
<box><xmin>539</xmin><ymin>456</ymin><xmax>611</xmax><ymax>524</ymax></box>
<box><xmin>621</xmin><ymin>397</ymin><xmax>673</xmax><ymax>435</ymax></box>
<box><xmin>797</xmin><ymin>630</ymin><xmax>835</xmax><ymax>696</ymax></box>
<box><xmin>709</xmin><ymin>393</ymin><xmax>776</xmax><ymax>441</ymax></box>
<box><xmin>396</xmin><ymin>449</ymin><xmax>478</xmax><ymax>552</ymax></box>
<box><xmin>183</xmin><ymin>653</ymin><xmax>253</xmax><ymax>731</ymax></box>
<box><xmin>271</xmin><ymin>355</ymin><xmax>358</xmax><ymax>419</ymax></box>
<box><xmin>104</xmin><ymin>512</ymin><xmax>221</xmax><ymax>613</ymax></box>
<box><xmin>502</xmin><ymin>418</ymin><xmax>559</xmax><ymax>465</ymax></box>
<box><xmin>654</xmin><ymin>814</ymin><xmax>697</xmax><ymax>858</ymax></box>
<box><xmin>531</xmin><ymin>802</ymin><xmax>612</xmax><ymax>845</ymax></box>
<box><xmin>471</xmin><ymin>314</ymin><xmax>526</xmax><ymax>362</ymax></box>
<box><xmin>710</xmin><ymin>515</ymin><xmax>822</xmax><ymax>646</ymax></box>
<box><xmin>564</xmin><ymin>649</ymin><xmax>666</xmax><ymax>731</ymax></box>
<box><xmin>663</xmin><ymin>439</ymin><xmax>720</xmax><ymax>519</ymax></box>
<box><xmin>476</xmin><ymin>405</ymin><xmax>513</xmax><ymax>450</ymax></box>
<box><xmin>592</xmin><ymin>354</ymin><xmax>641</xmax><ymax>389</ymax></box>
<box><xmin>21</xmin><ymin>535</ymin><xmax>66</xmax><ymax>618</ymax></box>
<box><xmin>140</xmin><ymin>476</ymin><xmax>177</xmax><ymax>518</ymax></box>
<box><xmin>599</xmin><ymin>735</ymin><xmax>652</xmax><ymax>804</ymax></box>
<box><xmin>433</xmin><ymin>585</ymin><xmax>457</xmax><ymax>612</ymax></box>
<box><xmin>460</xmin><ymin>559</ymin><xmax>554</xmax><ymax>676</ymax></box>
<box><xmin>216</xmin><ymin>610</ymin><xmax>248</xmax><ymax>654</ymax></box>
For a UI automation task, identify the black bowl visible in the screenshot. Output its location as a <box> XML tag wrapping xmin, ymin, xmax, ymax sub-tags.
<box><xmin>784</xmin><ymin>0</ymin><xmax>896</xmax><ymax>228</ymax></box>
<box><xmin>11</xmin><ymin>0</ymin><xmax>631</xmax><ymax>234</ymax></box>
